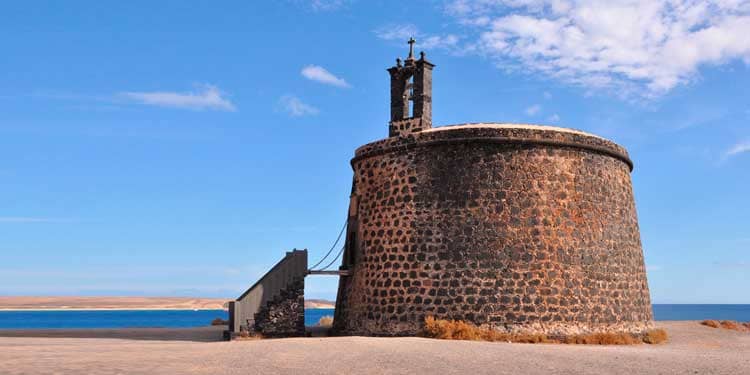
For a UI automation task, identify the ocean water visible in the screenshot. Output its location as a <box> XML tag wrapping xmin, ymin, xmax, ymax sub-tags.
<box><xmin>0</xmin><ymin>310</ymin><xmax>228</xmax><ymax>329</ymax></box>
<box><xmin>0</xmin><ymin>305</ymin><xmax>747</xmax><ymax>330</ymax></box>
<box><xmin>652</xmin><ymin>304</ymin><xmax>750</xmax><ymax>321</ymax></box>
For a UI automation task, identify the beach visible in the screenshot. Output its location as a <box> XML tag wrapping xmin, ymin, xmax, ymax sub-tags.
<box><xmin>0</xmin><ymin>321</ymin><xmax>747</xmax><ymax>374</ymax></box>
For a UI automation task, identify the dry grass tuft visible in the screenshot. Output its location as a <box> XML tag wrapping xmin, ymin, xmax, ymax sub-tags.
<box><xmin>564</xmin><ymin>332</ymin><xmax>641</xmax><ymax>345</ymax></box>
<box><xmin>701</xmin><ymin>320</ymin><xmax>750</xmax><ymax>332</ymax></box>
<box><xmin>642</xmin><ymin>328</ymin><xmax>669</xmax><ymax>344</ymax></box>
<box><xmin>211</xmin><ymin>318</ymin><xmax>229</xmax><ymax>326</ymax></box>
<box><xmin>423</xmin><ymin>316</ymin><xmax>665</xmax><ymax>345</ymax></box>
<box><xmin>316</xmin><ymin>315</ymin><xmax>334</xmax><ymax>327</ymax></box>
<box><xmin>236</xmin><ymin>330</ymin><xmax>263</xmax><ymax>340</ymax></box>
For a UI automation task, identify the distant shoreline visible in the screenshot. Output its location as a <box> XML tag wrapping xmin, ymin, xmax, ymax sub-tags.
<box><xmin>0</xmin><ymin>307</ymin><xmax>336</xmax><ymax>311</ymax></box>
<box><xmin>0</xmin><ymin>296</ymin><xmax>336</xmax><ymax>311</ymax></box>
<box><xmin>0</xmin><ymin>308</ymin><xmax>225</xmax><ymax>311</ymax></box>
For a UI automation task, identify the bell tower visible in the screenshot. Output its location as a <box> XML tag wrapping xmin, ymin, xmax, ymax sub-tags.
<box><xmin>387</xmin><ymin>38</ymin><xmax>435</xmax><ymax>137</ymax></box>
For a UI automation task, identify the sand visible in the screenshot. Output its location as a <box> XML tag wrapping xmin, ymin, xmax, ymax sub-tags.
<box><xmin>0</xmin><ymin>296</ymin><xmax>335</xmax><ymax>310</ymax></box>
<box><xmin>0</xmin><ymin>321</ymin><xmax>747</xmax><ymax>374</ymax></box>
<box><xmin>0</xmin><ymin>296</ymin><xmax>229</xmax><ymax>310</ymax></box>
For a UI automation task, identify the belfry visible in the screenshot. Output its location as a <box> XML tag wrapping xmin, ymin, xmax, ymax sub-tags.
<box><xmin>386</xmin><ymin>38</ymin><xmax>434</xmax><ymax>137</ymax></box>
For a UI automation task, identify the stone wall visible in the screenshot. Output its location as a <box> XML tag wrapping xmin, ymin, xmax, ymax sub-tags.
<box><xmin>333</xmin><ymin>124</ymin><xmax>654</xmax><ymax>337</ymax></box>
<box><xmin>254</xmin><ymin>278</ymin><xmax>305</xmax><ymax>337</ymax></box>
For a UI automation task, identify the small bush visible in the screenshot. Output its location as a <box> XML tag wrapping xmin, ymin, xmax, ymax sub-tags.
<box><xmin>642</xmin><ymin>329</ymin><xmax>669</xmax><ymax>344</ymax></box>
<box><xmin>236</xmin><ymin>330</ymin><xmax>263</xmax><ymax>340</ymax></box>
<box><xmin>564</xmin><ymin>332</ymin><xmax>640</xmax><ymax>345</ymax></box>
<box><xmin>211</xmin><ymin>318</ymin><xmax>229</xmax><ymax>326</ymax></box>
<box><xmin>701</xmin><ymin>320</ymin><xmax>750</xmax><ymax>332</ymax></box>
<box><xmin>701</xmin><ymin>320</ymin><xmax>721</xmax><ymax>328</ymax></box>
<box><xmin>720</xmin><ymin>320</ymin><xmax>743</xmax><ymax>330</ymax></box>
<box><xmin>316</xmin><ymin>315</ymin><xmax>334</xmax><ymax>327</ymax></box>
<box><xmin>422</xmin><ymin>316</ymin><xmax>665</xmax><ymax>345</ymax></box>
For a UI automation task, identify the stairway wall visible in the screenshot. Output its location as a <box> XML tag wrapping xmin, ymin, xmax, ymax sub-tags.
<box><xmin>254</xmin><ymin>278</ymin><xmax>306</xmax><ymax>337</ymax></box>
<box><xmin>228</xmin><ymin>250</ymin><xmax>308</xmax><ymax>337</ymax></box>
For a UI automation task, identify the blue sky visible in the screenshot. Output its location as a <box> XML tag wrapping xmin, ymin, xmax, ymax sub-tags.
<box><xmin>1</xmin><ymin>1</ymin><xmax>748</xmax><ymax>303</ymax></box>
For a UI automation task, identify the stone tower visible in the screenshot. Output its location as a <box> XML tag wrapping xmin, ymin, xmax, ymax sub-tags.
<box><xmin>333</xmin><ymin>41</ymin><xmax>654</xmax><ymax>337</ymax></box>
<box><xmin>387</xmin><ymin>38</ymin><xmax>434</xmax><ymax>137</ymax></box>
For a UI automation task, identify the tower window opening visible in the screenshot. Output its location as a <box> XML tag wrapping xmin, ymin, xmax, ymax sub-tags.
<box><xmin>405</xmin><ymin>75</ymin><xmax>414</xmax><ymax>118</ymax></box>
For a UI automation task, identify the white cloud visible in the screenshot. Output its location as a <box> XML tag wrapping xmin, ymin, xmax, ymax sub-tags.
<box><xmin>525</xmin><ymin>104</ymin><xmax>541</xmax><ymax>115</ymax></box>
<box><xmin>375</xmin><ymin>24</ymin><xmax>460</xmax><ymax>51</ymax></box>
<box><xmin>120</xmin><ymin>84</ymin><xmax>235</xmax><ymax>111</ymax></box>
<box><xmin>301</xmin><ymin>65</ymin><xmax>351</xmax><ymax>88</ymax></box>
<box><xmin>547</xmin><ymin>113</ymin><xmax>560</xmax><ymax>122</ymax></box>
<box><xmin>543</xmin><ymin>91</ymin><xmax>552</xmax><ymax>99</ymax></box>
<box><xmin>724</xmin><ymin>140</ymin><xmax>750</xmax><ymax>159</ymax></box>
<box><xmin>421</xmin><ymin>34</ymin><xmax>460</xmax><ymax>49</ymax></box>
<box><xmin>445</xmin><ymin>0</ymin><xmax>750</xmax><ymax>97</ymax></box>
<box><xmin>374</xmin><ymin>24</ymin><xmax>420</xmax><ymax>42</ymax></box>
<box><xmin>279</xmin><ymin>95</ymin><xmax>319</xmax><ymax>117</ymax></box>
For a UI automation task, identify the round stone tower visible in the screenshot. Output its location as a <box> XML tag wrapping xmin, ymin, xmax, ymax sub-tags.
<box><xmin>333</xmin><ymin>42</ymin><xmax>654</xmax><ymax>337</ymax></box>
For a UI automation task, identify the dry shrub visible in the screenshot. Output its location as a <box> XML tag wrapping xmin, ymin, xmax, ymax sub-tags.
<box><xmin>642</xmin><ymin>329</ymin><xmax>669</xmax><ymax>344</ymax></box>
<box><xmin>701</xmin><ymin>320</ymin><xmax>750</xmax><ymax>332</ymax></box>
<box><xmin>423</xmin><ymin>317</ymin><xmax>664</xmax><ymax>345</ymax></box>
<box><xmin>701</xmin><ymin>320</ymin><xmax>721</xmax><ymax>328</ymax></box>
<box><xmin>236</xmin><ymin>330</ymin><xmax>263</xmax><ymax>340</ymax></box>
<box><xmin>720</xmin><ymin>320</ymin><xmax>746</xmax><ymax>331</ymax></box>
<box><xmin>503</xmin><ymin>333</ymin><xmax>553</xmax><ymax>344</ymax></box>
<box><xmin>316</xmin><ymin>315</ymin><xmax>334</xmax><ymax>327</ymax></box>
<box><xmin>211</xmin><ymin>318</ymin><xmax>229</xmax><ymax>326</ymax></box>
<box><xmin>564</xmin><ymin>332</ymin><xmax>641</xmax><ymax>345</ymax></box>
<box><xmin>424</xmin><ymin>316</ymin><xmax>483</xmax><ymax>340</ymax></box>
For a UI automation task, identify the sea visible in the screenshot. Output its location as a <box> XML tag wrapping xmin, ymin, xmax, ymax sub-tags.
<box><xmin>0</xmin><ymin>305</ymin><xmax>747</xmax><ymax>330</ymax></box>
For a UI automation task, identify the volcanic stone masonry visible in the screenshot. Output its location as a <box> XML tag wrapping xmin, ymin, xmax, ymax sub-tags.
<box><xmin>332</xmin><ymin>42</ymin><xmax>654</xmax><ymax>337</ymax></box>
<box><xmin>253</xmin><ymin>279</ymin><xmax>305</xmax><ymax>337</ymax></box>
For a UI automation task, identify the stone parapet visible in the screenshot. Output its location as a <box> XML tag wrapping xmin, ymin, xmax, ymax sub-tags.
<box><xmin>355</xmin><ymin>123</ymin><xmax>632</xmax><ymax>171</ymax></box>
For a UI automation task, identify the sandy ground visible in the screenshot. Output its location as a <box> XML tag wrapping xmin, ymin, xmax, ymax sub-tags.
<box><xmin>0</xmin><ymin>296</ymin><xmax>335</xmax><ymax>310</ymax></box>
<box><xmin>0</xmin><ymin>296</ymin><xmax>229</xmax><ymax>310</ymax></box>
<box><xmin>0</xmin><ymin>321</ymin><xmax>748</xmax><ymax>374</ymax></box>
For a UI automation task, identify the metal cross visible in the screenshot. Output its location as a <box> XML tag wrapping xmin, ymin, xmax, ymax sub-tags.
<box><xmin>407</xmin><ymin>37</ymin><xmax>416</xmax><ymax>59</ymax></box>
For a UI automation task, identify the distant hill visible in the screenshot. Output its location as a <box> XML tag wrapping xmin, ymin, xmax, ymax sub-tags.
<box><xmin>0</xmin><ymin>296</ymin><xmax>336</xmax><ymax>310</ymax></box>
<box><xmin>0</xmin><ymin>296</ymin><xmax>228</xmax><ymax>310</ymax></box>
<box><xmin>305</xmin><ymin>299</ymin><xmax>335</xmax><ymax>309</ymax></box>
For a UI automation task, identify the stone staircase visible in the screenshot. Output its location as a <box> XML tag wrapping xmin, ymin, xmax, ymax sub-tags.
<box><xmin>226</xmin><ymin>249</ymin><xmax>308</xmax><ymax>339</ymax></box>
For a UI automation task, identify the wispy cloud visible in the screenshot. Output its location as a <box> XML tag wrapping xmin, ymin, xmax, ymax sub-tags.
<box><xmin>119</xmin><ymin>84</ymin><xmax>235</xmax><ymax>111</ymax></box>
<box><xmin>0</xmin><ymin>217</ymin><xmax>74</xmax><ymax>223</ymax></box>
<box><xmin>525</xmin><ymin>104</ymin><xmax>541</xmax><ymax>116</ymax></box>
<box><xmin>444</xmin><ymin>0</ymin><xmax>750</xmax><ymax>98</ymax></box>
<box><xmin>301</xmin><ymin>65</ymin><xmax>351</xmax><ymax>88</ymax></box>
<box><xmin>723</xmin><ymin>140</ymin><xmax>750</xmax><ymax>160</ymax></box>
<box><xmin>279</xmin><ymin>95</ymin><xmax>319</xmax><ymax>117</ymax></box>
<box><xmin>375</xmin><ymin>23</ymin><xmax>460</xmax><ymax>51</ymax></box>
<box><xmin>374</xmin><ymin>24</ymin><xmax>419</xmax><ymax>41</ymax></box>
<box><xmin>547</xmin><ymin>113</ymin><xmax>560</xmax><ymax>123</ymax></box>
<box><xmin>309</xmin><ymin>0</ymin><xmax>350</xmax><ymax>11</ymax></box>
